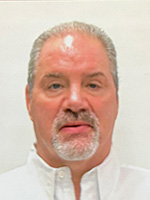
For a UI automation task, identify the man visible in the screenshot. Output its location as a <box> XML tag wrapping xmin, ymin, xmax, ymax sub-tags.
<box><xmin>0</xmin><ymin>21</ymin><xmax>150</xmax><ymax>200</ymax></box>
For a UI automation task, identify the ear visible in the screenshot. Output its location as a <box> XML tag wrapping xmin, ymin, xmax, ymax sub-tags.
<box><xmin>25</xmin><ymin>85</ymin><xmax>33</xmax><ymax>121</ymax></box>
<box><xmin>115</xmin><ymin>93</ymin><xmax>119</xmax><ymax>119</ymax></box>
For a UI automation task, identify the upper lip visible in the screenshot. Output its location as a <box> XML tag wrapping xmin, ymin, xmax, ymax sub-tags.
<box><xmin>59</xmin><ymin>121</ymin><xmax>92</xmax><ymax>130</ymax></box>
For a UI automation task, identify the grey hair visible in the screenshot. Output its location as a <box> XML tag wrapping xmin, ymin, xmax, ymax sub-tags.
<box><xmin>28</xmin><ymin>21</ymin><xmax>118</xmax><ymax>96</ymax></box>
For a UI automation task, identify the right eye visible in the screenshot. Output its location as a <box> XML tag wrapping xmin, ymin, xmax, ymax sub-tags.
<box><xmin>48</xmin><ymin>83</ymin><xmax>62</xmax><ymax>90</ymax></box>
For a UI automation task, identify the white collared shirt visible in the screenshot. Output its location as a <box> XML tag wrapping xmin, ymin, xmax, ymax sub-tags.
<box><xmin>0</xmin><ymin>146</ymin><xmax>150</xmax><ymax>200</ymax></box>
<box><xmin>27</xmin><ymin>146</ymin><xmax>100</xmax><ymax>200</ymax></box>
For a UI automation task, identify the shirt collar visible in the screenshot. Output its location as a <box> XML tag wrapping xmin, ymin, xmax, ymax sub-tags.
<box><xmin>26</xmin><ymin>145</ymin><xmax>72</xmax><ymax>199</ymax></box>
<box><xmin>96</xmin><ymin>148</ymin><xmax>120</xmax><ymax>200</ymax></box>
<box><xmin>27</xmin><ymin>145</ymin><xmax>120</xmax><ymax>200</ymax></box>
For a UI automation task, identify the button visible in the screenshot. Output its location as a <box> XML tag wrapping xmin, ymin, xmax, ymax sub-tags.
<box><xmin>58</xmin><ymin>170</ymin><xmax>65</xmax><ymax>178</ymax></box>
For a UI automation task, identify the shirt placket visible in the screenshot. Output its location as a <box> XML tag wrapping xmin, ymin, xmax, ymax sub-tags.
<box><xmin>55</xmin><ymin>168</ymin><xmax>76</xmax><ymax>200</ymax></box>
<box><xmin>80</xmin><ymin>168</ymin><xmax>100</xmax><ymax>200</ymax></box>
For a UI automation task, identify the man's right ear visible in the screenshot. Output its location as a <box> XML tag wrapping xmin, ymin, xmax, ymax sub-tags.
<box><xmin>25</xmin><ymin>85</ymin><xmax>33</xmax><ymax>121</ymax></box>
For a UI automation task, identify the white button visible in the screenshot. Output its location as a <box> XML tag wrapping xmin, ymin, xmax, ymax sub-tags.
<box><xmin>58</xmin><ymin>170</ymin><xmax>65</xmax><ymax>178</ymax></box>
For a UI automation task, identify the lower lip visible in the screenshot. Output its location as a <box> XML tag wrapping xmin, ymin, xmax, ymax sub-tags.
<box><xmin>60</xmin><ymin>125</ymin><xmax>92</xmax><ymax>134</ymax></box>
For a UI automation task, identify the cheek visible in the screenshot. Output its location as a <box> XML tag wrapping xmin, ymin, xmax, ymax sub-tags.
<box><xmin>30</xmin><ymin>99</ymin><xmax>59</xmax><ymax>138</ymax></box>
<box><xmin>32</xmin><ymin>102</ymin><xmax>51</xmax><ymax>122</ymax></box>
<box><xmin>31</xmin><ymin>95</ymin><xmax>61</xmax><ymax>120</ymax></box>
<box><xmin>90</xmin><ymin>95</ymin><xmax>118</xmax><ymax>129</ymax></box>
<box><xmin>30</xmin><ymin>98</ymin><xmax>58</xmax><ymax>142</ymax></box>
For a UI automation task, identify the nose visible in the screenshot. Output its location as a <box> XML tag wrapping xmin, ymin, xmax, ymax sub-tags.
<box><xmin>62</xmin><ymin>85</ymin><xmax>89</xmax><ymax>113</ymax></box>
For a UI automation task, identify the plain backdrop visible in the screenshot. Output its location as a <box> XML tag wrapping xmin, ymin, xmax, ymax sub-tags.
<box><xmin>0</xmin><ymin>1</ymin><xmax>150</xmax><ymax>174</ymax></box>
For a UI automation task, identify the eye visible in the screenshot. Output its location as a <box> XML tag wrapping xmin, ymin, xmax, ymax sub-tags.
<box><xmin>48</xmin><ymin>83</ymin><xmax>62</xmax><ymax>90</ymax></box>
<box><xmin>87</xmin><ymin>83</ymin><xmax>101</xmax><ymax>90</ymax></box>
<box><xmin>89</xmin><ymin>84</ymin><xmax>98</xmax><ymax>89</ymax></box>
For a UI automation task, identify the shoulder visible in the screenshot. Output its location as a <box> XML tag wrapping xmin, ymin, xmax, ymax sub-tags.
<box><xmin>119</xmin><ymin>164</ymin><xmax>150</xmax><ymax>183</ymax></box>
<box><xmin>0</xmin><ymin>166</ymin><xmax>28</xmax><ymax>187</ymax></box>
<box><xmin>0</xmin><ymin>165</ymin><xmax>27</xmax><ymax>180</ymax></box>
<box><xmin>0</xmin><ymin>166</ymin><xmax>48</xmax><ymax>200</ymax></box>
<box><xmin>117</xmin><ymin>164</ymin><xmax>150</xmax><ymax>198</ymax></box>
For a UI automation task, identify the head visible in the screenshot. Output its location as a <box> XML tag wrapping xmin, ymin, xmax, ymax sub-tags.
<box><xmin>26</xmin><ymin>21</ymin><xmax>118</xmax><ymax>165</ymax></box>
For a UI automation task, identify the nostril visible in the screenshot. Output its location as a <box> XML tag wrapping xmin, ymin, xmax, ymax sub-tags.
<box><xmin>65</xmin><ymin>108</ymin><xmax>86</xmax><ymax>113</ymax></box>
<box><xmin>80</xmin><ymin>108</ymin><xmax>86</xmax><ymax>112</ymax></box>
<box><xmin>66</xmin><ymin>108</ymin><xmax>73</xmax><ymax>113</ymax></box>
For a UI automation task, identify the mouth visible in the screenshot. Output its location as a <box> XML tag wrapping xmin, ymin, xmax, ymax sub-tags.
<box><xmin>59</xmin><ymin>122</ymin><xmax>93</xmax><ymax>135</ymax></box>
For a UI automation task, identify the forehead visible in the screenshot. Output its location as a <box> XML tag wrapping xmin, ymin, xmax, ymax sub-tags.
<box><xmin>38</xmin><ymin>32</ymin><xmax>109</xmax><ymax>66</ymax></box>
<box><xmin>40</xmin><ymin>32</ymin><xmax>103</xmax><ymax>53</ymax></box>
<box><xmin>36</xmin><ymin>32</ymin><xmax>111</xmax><ymax>80</ymax></box>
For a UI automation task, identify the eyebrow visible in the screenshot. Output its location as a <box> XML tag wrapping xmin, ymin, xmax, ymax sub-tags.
<box><xmin>44</xmin><ymin>73</ymin><xmax>65</xmax><ymax>79</ymax></box>
<box><xmin>86</xmin><ymin>72</ymin><xmax>105</xmax><ymax>78</ymax></box>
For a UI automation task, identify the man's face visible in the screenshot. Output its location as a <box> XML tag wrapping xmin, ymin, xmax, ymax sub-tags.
<box><xmin>26</xmin><ymin>32</ymin><xmax>118</xmax><ymax>164</ymax></box>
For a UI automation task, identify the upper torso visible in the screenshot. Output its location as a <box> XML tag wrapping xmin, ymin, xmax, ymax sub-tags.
<box><xmin>0</xmin><ymin>147</ymin><xmax>150</xmax><ymax>200</ymax></box>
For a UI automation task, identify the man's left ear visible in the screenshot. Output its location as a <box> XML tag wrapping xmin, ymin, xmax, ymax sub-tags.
<box><xmin>25</xmin><ymin>85</ymin><xmax>33</xmax><ymax>121</ymax></box>
<box><xmin>116</xmin><ymin>93</ymin><xmax>119</xmax><ymax>118</ymax></box>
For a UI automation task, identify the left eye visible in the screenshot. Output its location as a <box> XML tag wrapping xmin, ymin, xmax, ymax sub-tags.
<box><xmin>88</xmin><ymin>84</ymin><xmax>100</xmax><ymax>89</ymax></box>
<box><xmin>89</xmin><ymin>84</ymin><xmax>98</xmax><ymax>88</ymax></box>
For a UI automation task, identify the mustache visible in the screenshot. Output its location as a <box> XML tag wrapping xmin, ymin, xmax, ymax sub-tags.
<box><xmin>52</xmin><ymin>110</ymin><xmax>99</xmax><ymax>131</ymax></box>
